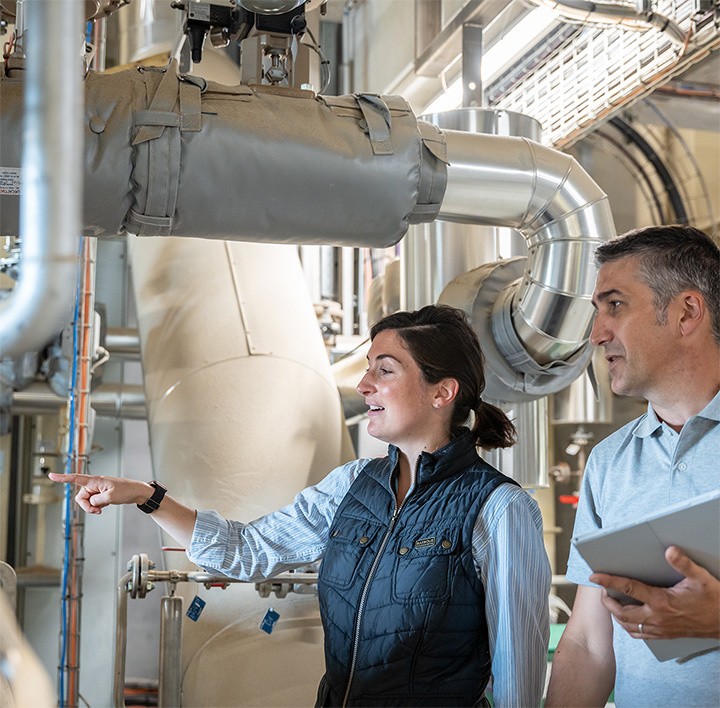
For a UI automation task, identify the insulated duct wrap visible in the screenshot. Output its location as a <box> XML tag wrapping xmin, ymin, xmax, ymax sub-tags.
<box><xmin>0</xmin><ymin>64</ymin><xmax>447</xmax><ymax>247</ymax></box>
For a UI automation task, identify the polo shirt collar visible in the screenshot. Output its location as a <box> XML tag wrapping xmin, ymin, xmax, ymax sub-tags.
<box><xmin>633</xmin><ymin>389</ymin><xmax>720</xmax><ymax>438</ymax></box>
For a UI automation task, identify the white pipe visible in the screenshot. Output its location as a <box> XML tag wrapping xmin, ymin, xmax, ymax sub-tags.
<box><xmin>530</xmin><ymin>0</ymin><xmax>687</xmax><ymax>46</ymax></box>
<box><xmin>0</xmin><ymin>0</ymin><xmax>84</xmax><ymax>359</ymax></box>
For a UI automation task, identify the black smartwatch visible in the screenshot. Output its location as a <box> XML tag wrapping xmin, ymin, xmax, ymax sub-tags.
<box><xmin>137</xmin><ymin>480</ymin><xmax>167</xmax><ymax>514</ymax></box>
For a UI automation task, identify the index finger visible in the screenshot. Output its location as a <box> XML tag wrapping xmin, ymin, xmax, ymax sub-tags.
<box><xmin>47</xmin><ymin>472</ymin><xmax>93</xmax><ymax>486</ymax></box>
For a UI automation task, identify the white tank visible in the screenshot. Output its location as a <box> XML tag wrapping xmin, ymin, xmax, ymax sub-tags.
<box><xmin>129</xmin><ymin>235</ymin><xmax>349</xmax><ymax>705</ymax></box>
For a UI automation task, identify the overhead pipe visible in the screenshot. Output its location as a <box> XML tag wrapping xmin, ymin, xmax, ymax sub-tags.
<box><xmin>437</xmin><ymin>129</ymin><xmax>613</xmax><ymax>368</ymax></box>
<box><xmin>0</xmin><ymin>0</ymin><xmax>84</xmax><ymax>359</ymax></box>
<box><xmin>529</xmin><ymin>0</ymin><xmax>688</xmax><ymax>47</ymax></box>
<box><xmin>1</xmin><ymin>61</ymin><xmax>614</xmax><ymax>398</ymax></box>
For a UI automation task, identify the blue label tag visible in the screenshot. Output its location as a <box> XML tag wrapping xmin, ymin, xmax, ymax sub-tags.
<box><xmin>259</xmin><ymin>607</ymin><xmax>280</xmax><ymax>634</ymax></box>
<box><xmin>186</xmin><ymin>595</ymin><xmax>206</xmax><ymax>622</ymax></box>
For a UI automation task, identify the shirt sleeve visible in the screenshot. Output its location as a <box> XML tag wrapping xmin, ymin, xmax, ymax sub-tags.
<box><xmin>473</xmin><ymin>483</ymin><xmax>551</xmax><ymax>708</ymax></box>
<box><xmin>187</xmin><ymin>458</ymin><xmax>368</xmax><ymax>581</ymax></box>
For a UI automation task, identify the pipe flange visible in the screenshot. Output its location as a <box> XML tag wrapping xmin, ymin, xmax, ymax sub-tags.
<box><xmin>127</xmin><ymin>553</ymin><xmax>154</xmax><ymax>599</ymax></box>
<box><xmin>439</xmin><ymin>257</ymin><xmax>593</xmax><ymax>402</ymax></box>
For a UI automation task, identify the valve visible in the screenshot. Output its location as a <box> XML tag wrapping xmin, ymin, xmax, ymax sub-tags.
<box><xmin>128</xmin><ymin>553</ymin><xmax>155</xmax><ymax>599</ymax></box>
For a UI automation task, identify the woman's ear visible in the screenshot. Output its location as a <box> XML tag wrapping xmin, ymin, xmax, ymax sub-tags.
<box><xmin>433</xmin><ymin>378</ymin><xmax>460</xmax><ymax>409</ymax></box>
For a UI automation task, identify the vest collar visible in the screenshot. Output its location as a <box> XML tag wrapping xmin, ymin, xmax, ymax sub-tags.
<box><xmin>386</xmin><ymin>428</ymin><xmax>479</xmax><ymax>487</ymax></box>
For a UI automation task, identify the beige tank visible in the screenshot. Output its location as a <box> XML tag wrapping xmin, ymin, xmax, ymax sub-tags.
<box><xmin>129</xmin><ymin>235</ymin><xmax>351</xmax><ymax>705</ymax></box>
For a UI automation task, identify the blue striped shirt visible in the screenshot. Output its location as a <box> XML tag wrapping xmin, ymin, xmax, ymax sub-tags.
<box><xmin>189</xmin><ymin>460</ymin><xmax>551</xmax><ymax>707</ymax></box>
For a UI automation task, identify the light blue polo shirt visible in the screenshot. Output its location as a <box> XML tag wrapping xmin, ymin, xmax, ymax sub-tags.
<box><xmin>567</xmin><ymin>390</ymin><xmax>720</xmax><ymax>707</ymax></box>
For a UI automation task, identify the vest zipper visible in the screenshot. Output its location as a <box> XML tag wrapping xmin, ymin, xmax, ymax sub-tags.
<box><xmin>341</xmin><ymin>457</ymin><xmax>418</xmax><ymax>708</ymax></box>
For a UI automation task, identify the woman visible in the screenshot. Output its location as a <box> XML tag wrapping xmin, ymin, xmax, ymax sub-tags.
<box><xmin>50</xmin><ymin>304</ymin><xmax>550</xmax><ymax>707</ymax></box>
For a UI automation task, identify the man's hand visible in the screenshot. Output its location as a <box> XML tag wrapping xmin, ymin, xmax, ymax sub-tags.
<box><xmin>590</xmin><ymin>546</ymin><xmax>720</xmax><ymax>640</ymax></box>
<box><xmin>48</xmin><ymin>473</ymin><xmax>153</xmax><ymax>515</ymax></box>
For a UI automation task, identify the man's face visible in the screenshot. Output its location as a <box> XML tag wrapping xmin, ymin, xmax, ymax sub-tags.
<box><xmin>590</xmin><ymin>256</ymin><xmax>675</xmax><ymax>399</ymax></box>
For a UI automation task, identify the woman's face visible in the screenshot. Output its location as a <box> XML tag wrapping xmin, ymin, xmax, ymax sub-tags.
<box><xmin>356</xmin><ymin>330</ymin><xmax>447</xmax><ymax>451</ymax></box>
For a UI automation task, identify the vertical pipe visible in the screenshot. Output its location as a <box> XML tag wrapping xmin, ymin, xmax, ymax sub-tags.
<box><xmin>320</xmin><ymin>246</ymin><xmax>337</xmax><ymax>302</ymax></box>
<box><xmin>159</xmin><ymin>595</ymin><xmax>183</xmax><ymax>708</ymax></box>
<box><xmin>91</xmin><ymin>15</ymin><xmax>107</xmax><ymax>72</ymax></box>
<box><xmin>0</xmin><ymin>0</ymin><xmax>84</xmax><ymax>358</ymax></box>
<box><xmin>113</xmin><ymin>572</ymin><xmax>132</xmax><ymax>708</ymax></box>
<box><xmin>341</xmin><ymin>247</ymin><xmax>355</xmax><ymax>336</ymax></box>
<box><xmin>13</xmin><ymin>0</ymin><xmax>26</xmax><ymax>55</ymax></box>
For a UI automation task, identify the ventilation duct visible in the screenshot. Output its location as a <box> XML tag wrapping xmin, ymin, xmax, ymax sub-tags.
<box><xmin>0</xmin><ymin>64</ymin><xmax>614</xmax><ymax>399</ymax></box>
<box><xmin>436</xmin><ymin>126</ymin><xmax>614</xmax><ymax>401</ymax></box>
<box><xmin>0</xmin><ymin>64</ymin><xmax>446</xmax><ymax>247</ymax></box>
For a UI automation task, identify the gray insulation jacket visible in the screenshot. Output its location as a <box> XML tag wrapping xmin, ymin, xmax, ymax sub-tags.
<box><xmin>0</xmin><ymin>63</ymin><xmax>448</xmax><ymax>247</ymax></box>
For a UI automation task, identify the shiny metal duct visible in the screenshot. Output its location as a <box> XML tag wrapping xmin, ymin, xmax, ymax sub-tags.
<box><xmin>403</xmin><ymin>109</ymin><xmax>541</xmax><ymax>311</ymax></box>
<box><xmin>437</xmin><ymin>126</ymin><xmax>614</xmax><ymax>402</ymax></box>
<box><xmin>552</xmin><ymin>349</ymin><xmax>613</xmax><ymax>424</ymax></box>
<box><xmin>1</xmin><ymin>66</ymin><xmax>612</xmax><ymax>391</ymax></box>
<box><xmin>115</xmin><ymin>0</ymin><xmax>182</xmax><ymax>64</ymax></box>
<box><xmin>403</xmin><ymin>108</ymin><xmax>552</xmax><ymax>488</ymax></box>
<box><xmin>0</xmin><ymin>0</ymin><xmax>84</xmax><ymax>358</ymax></box>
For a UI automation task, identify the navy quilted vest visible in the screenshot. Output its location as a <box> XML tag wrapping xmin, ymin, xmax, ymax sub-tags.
<box><xmin>317</xmin><ymin>429</ymin><xmax>518</xmax><ymax>707</ymax></box>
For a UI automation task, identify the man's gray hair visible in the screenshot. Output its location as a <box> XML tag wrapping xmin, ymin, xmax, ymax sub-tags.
<box><xmin>595</xmin><ymin>225</ymin><xmax>720</xmax><ymax>344</ymax></box>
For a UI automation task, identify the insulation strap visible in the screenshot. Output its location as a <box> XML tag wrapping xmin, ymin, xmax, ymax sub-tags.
<box><xmin>129</xmin><ymin>62</ymin><xmax>201</xmax><ymax>235</ymax></box>
<box><xmin>133</xmin><ymin>111</ymin><xmax>180</xmax><ymax>128</ymax></box>
<box><xmin>127</xmin><ymin>209</ymin><xmax>174</xmax><ymax>229</ymax></box>
<box><xmin>179</xmin><ymin>79</ymin><xmax>202</xmax><ymax>132</ymax></box>
<box><xmin>408</xmin><ymin>121</ymin><xmax>448</xmax><ymax>224</ymax></box>
<box><xmin>356</xmin><ymin>93</ymin><xmax>393</xmax><ymax>155</ymax></box>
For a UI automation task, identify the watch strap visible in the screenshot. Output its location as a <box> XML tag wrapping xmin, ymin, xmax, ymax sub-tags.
<box><xmin>137</xmin><ymin>480</ymin><xmax>167</xmax><ymax>514</ymax></box>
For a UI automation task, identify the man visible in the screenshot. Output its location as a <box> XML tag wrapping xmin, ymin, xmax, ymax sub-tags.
<box><xmin>546</xmin><ymin>225</ymin><xmax>720</xmax><ymax>707</ymax></box>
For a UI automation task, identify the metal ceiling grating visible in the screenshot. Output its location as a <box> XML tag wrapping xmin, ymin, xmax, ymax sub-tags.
<box><xmin>489</xmin><ymin>1</ymin><xmax>720</xmax><ymax>147</ymax></box>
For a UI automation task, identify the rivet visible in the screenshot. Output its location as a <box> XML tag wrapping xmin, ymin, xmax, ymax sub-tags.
<box><xmin>441</xmin><ymin>539</ymin><xmax>451</xmax><ymax>549</ymax></box>
<box><xmin>359</xmin><ymin>536</ymin><xmax>369</xmax><ymax>545</ymax></box>
<box><xmin>398</xmin><ymin>546</ymin><xmax>410</xmax><ymax>555</ymax></box>
<box><xmin>89</xmin><ymin>116</ymin><xmax>106</xmax><ymax>134</ymax></box>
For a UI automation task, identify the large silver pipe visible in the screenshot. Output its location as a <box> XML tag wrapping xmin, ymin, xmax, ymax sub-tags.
<box><xmin>438</xmin><ymin>129</ymin><xmax>614</xmax><ymax>365</ymax></box>
<box><xmin>0</xmin><ymin>0</ymin><xmax>84</xmax><ymax>359</ymax></box>
<box><xmin>11</xmin><ymin>382</ymin><xmax>146</xmax><ymax>419</ymax></box>
<box><xmin>158</xmin><ymin>595</ymin><xmax>183</xmax><ymax>708</ymax></box>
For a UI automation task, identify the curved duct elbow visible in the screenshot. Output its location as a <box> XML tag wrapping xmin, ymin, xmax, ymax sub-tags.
<box><xmin>437</xmin><ymin>129</ymin><xmax>615</xmax><ymax>401</ymax></box>
<box><xmin>0</xmin><ymin>65</ymin><xmax>447</xmax><ymax>249</ymax></box>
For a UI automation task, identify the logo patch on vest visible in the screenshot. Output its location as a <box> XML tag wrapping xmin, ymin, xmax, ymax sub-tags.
<box><xmin>414</xmin><ymin>536</ymin><xmax>436</xmax><ymax>549</ymax></box>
